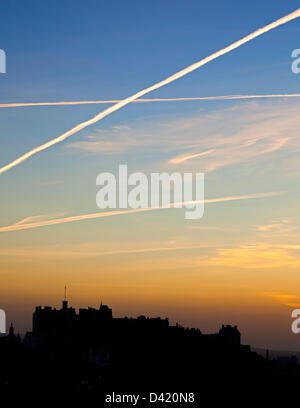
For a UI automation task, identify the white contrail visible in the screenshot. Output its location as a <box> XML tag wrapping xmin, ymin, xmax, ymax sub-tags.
<box><xmin>0</xmin><ymin>191</ymin><xmax>281</xmax><ymax>232</ymax></box>
<box><xmin>1</xmin><ymin>94</ymin><xmax>300</xmax><ymax>108</ymax></box>
<box><xmin>1</xmin><ymin>9</ymin><xmax>299</xmax><ymax>175</ymax></box>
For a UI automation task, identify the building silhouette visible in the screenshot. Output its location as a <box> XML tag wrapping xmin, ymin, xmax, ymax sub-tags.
<box><xmin>2</xmin><ymin>298</ymin><xmax>300</xmax><ymax>401</ymax></box>
<box><xmin>26</xmin><ymin>298</ymin><xmax>245</xmax><ymax>358</ymax></box>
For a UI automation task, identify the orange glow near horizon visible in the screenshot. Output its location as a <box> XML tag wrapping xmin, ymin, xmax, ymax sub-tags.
<box><xmin>1</xmin><ymin>238</ymin><xmax>300</xmax><ymax>350</ymax></box>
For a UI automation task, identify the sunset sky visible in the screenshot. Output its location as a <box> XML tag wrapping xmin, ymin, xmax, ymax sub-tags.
<box><xmin>1</xmin><ymin>0</ymin><xmax>300</xmax><ymax>351</ymax></box>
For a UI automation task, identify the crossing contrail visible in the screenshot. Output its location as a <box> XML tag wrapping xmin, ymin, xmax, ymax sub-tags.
<box><xmin>0</xmin><ymin>191</ymin><xmax>281</xmax><ymax>232</ymax></box>
<box><xmin>1</xmin><ymin>94</ymin><xmax>300</xmax><ymax>108</ymax></box>
<box><xmin>1</xmin><ymin>9</ymin><xmax>299</xmax><ymax>175</ymax></box>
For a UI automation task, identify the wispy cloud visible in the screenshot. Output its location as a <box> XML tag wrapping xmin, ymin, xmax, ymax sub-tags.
<box><xmin>169</xmin><ymin>149</ymin><xmax>215</xmax><ymax>164</ymax></box>
<box><xmin>256</xmin><ymin>219</ymin><xmax>297</xmax><ymax>233</ymax></box>
<box><xmin>13</xmin><ymin>213</ymin><xmax>66</xmax><ymax>225</ymax></box>
<box><xmin>167</xmin><ymin>103</ymin><xmax>299</xmax><ymax>172</ymax></box>
<box><xmin>68</xmin><ymin>102</ymin><xmax>300</xmax><ymax>174</ymax></box>
<box><xmin>205</xmin><ymin>243</ymin><xmax>300</xmax><ymax>269</ymax></box>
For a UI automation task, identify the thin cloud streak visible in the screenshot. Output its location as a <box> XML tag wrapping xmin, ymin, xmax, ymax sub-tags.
<box><xmin>169</xmin><ymin>149</ymin><xmax>215</xmax><ymax>164</ymax></box>
<box><xmin>0</xmin><ymin>245</ymin><xmax>206</xmax><ymax>259</ymax></box>
<box><xmin>0</xmin><ymin>9</ymin><xmax>299</xmax><ymax>175</ymax></box>
<box><xmin>0</xmin><ymin>191</ymin><xmax>281</xmax><ymax>232</ymax></box>
<box><xmin>1</xmin><ymin>94</ymin><xmax>300</xmax><ymax>108</ymax></box>
<box><xmin>170</xmin><ymin>138</ymin><xmax>289</xmax><ymax>167</ymax></box>
<box><xmin>163</xmin><ymin>103</ymin><xmax>300</xmax><ymax>173</ymax></box>
<box><xmin>14</xmin><ymin>213</ymin><xmax>65</xmax><ymax>225</ymax></box>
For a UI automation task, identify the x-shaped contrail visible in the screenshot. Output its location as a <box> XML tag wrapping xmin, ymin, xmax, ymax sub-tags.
<box><xmin>0</xmin><ymin>9</ymin><xmax>299</xmax><ymax>175</ymax></box>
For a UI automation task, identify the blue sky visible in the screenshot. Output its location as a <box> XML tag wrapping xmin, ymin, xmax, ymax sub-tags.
<box><xmin>0</xmin><ymin>0</ymin><xmax>299</xmax><ymax>202</ymax></box>
<box><xmin>1</xmin><ymin>1</ymin><xmax>300</xmax><ymax>350</ymax></box>
<box><xmin>1</xmin><ymin>0</ymin><xmax>300</xmax><ymax>100</ymax></box>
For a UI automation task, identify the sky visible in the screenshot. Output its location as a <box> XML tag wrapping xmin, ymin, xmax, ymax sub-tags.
<box><xmin>1</xmin><ymin>0</ymin><xmax>300</xmax><ymax>351</ymax></box>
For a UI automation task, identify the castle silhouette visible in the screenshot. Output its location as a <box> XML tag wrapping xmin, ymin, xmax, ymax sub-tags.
<box><xmin>23</xmin><ymin>299</ymin><xmax>245</xmax><ymax>361</ymax></box>
<box><xmin>1</xmin><ymin>298</ymin><xmax>300</xmax><ymax>402</ymax></box>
